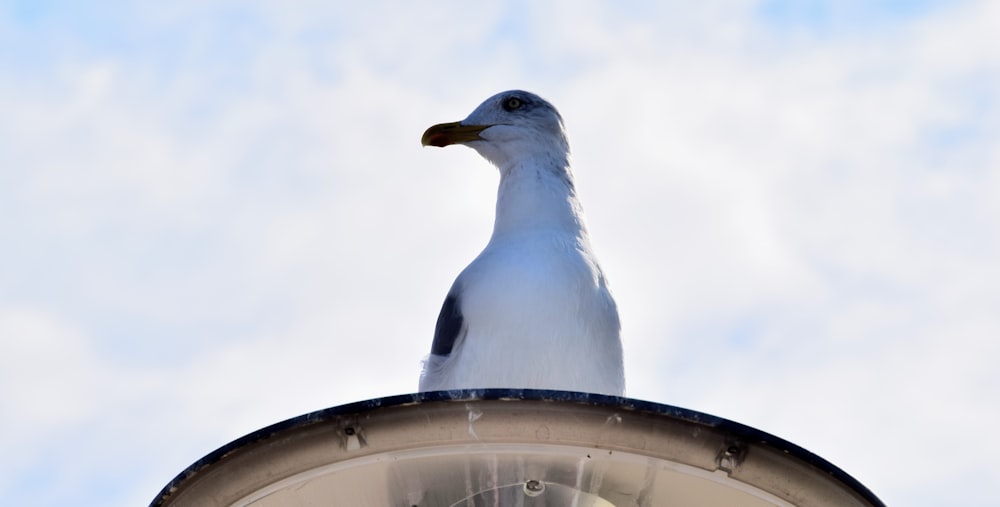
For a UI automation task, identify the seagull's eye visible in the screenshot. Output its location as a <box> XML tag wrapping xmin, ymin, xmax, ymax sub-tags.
<box><xmin>502</xmin><ymin>97</ymin><xmax>523</xmax><ymax>112</ymax></box>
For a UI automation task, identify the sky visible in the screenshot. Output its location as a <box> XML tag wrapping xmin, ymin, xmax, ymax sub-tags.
<box><xmin>1</xmin><ymin>0</ymin><xmax>997</xmax><ymax>505</ymax></box>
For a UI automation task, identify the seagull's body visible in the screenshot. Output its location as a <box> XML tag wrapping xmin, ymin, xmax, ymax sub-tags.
<box><xmin>419</xmin><ymin>90</ymin><xmax>624</xmax><ymax>396</ymax></box>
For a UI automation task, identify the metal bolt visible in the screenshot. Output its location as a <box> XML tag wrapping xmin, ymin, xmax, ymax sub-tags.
<box><xmin>523</xmin><ymin>479</ymin><xmax>545</xmax><ymax>497</ymax></box>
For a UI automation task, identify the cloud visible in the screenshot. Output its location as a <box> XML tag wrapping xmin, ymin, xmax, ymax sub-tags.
<box><xmin>0</xmin><ymin>1</ymin><xmax>997</xmax><ymax>505</ymax></box>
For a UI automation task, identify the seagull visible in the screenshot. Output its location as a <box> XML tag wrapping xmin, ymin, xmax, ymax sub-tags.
<box><xmin>419</xmin><ymin>90</ymin><xmax>624</xmax><ymax>396</ymax></box>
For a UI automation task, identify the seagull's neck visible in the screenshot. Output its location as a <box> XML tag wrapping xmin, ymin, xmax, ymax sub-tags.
<box><xmin>490</xmin><ymin>153</ymin><xmax>587</xmax><ymax>241</ymax></box>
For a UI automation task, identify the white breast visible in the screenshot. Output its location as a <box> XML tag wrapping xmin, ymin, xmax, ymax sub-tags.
<box><xmin>431</xmin><ymin>229</ymin><xmax>624</xmax><ymax>395</ymax></box>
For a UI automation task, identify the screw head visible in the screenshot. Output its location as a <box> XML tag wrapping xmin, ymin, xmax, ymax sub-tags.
<box><xmin>523</xmin><ymin>479</ymin><xmax>545</xmax><ymax>497</ymax></box>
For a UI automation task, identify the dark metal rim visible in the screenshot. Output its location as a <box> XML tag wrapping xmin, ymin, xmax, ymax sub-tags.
<box><xmin>149</xmin><ymin>389</ymin><xmax>885</xmax><ymax>507</ymax></box>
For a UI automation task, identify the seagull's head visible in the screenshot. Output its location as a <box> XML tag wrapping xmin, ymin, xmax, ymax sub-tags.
<box><xmin>421</xmin><ymin>90</ymin><xmax>569</xmax><ymax>169</ymax></box>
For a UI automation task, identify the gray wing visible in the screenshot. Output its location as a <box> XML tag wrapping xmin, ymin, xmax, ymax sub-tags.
<box><xmin>430</xmin><ymin>290</ymin><xmax>465</xmax><ymax>356</ymax></box>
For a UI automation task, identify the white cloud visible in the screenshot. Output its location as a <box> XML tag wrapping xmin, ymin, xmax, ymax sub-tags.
<box><xmin>0</xmin><ymin>308</ymin><xmax>102</xmax><ymax>436</ymax></box>
<box><xmin>0</xmin><ymin>1</ymin><xmax>997</xmax><ymax>505</ymax></box>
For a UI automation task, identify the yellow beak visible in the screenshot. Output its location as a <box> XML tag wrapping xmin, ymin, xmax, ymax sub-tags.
<box><xmin>421</xmin><ymin>121</ymin><xmax>491</xmax><ymax>147</ymax></box>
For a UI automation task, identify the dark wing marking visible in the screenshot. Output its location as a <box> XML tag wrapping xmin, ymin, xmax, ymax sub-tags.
<box><xmin>431</xmin><ymin>291</ymin><xmax>465</xmax><ymax>356</ymax></box>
